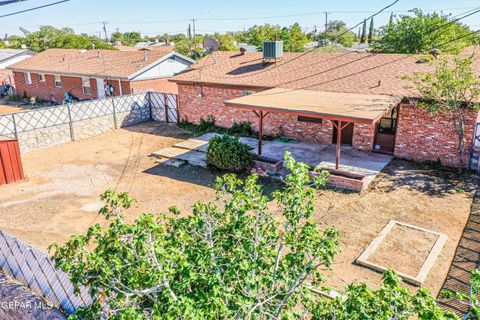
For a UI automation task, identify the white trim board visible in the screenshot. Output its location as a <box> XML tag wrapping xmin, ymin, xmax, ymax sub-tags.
<box><xmin>356</xmin><ymin>220</ymin><xmax>448</xmax><ymax>287</ymax></box>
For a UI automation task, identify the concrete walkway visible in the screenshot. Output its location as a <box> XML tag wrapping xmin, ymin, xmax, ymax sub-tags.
<box><xmin>152</xmin><ymin>133</ymin><xmax>392</xmax><ymax>179</ymax></box>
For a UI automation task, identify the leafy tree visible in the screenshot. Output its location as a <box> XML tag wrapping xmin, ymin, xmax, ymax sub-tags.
<box><xmin>405</xmin><ymin>54</ymin><xmax>480</xmax><ymax>171</ymax></box>
<box><xmin>241</xmin><ymin>23</ymin><xmax>308</xmax><ymax>52</ymax></box>
<box><xmin>360</xmin><ymin>19</ymin><xmax>367</xmax><ymax>44</ymax></box>
<box><xmin>306</xmin><ymin>270</ymin><xmax>457</xmax><ymax>319</ymax></box>
<box><xmin>281</xmin><ymin>23</ymin><xmax>309</xmax><ymax>52</ymax></box>
<box><xmin>175</xmin><ymin>35</ymin><xmax>204</xmax><ymax>58</ymax></box>
<box><xmin>374</xmin><ymin>9</ymin><xmax>479</xmax><ymax>54</ymax></box>
<box><xmin>443</xmin><ymin>269</ymin><xmax>480</xmax><ymax>319</ymax></box>
<box><xmin>368</xmin><ymin>18</ymin><xmax>375</xmax><ymax>43</ymax></box>
<box><xmin>211</xmin><ymin>32</ymin><xmax>237</xmax><ymax>51</ymax></box>
<box><xmin>13</xmin><ymin>26</ymin><xmax>114</xmax><ymax>52</ymax></box>
<box><xmin>111</xmin><ymin>31</ymin><xmax>142</xmax><ymax>46</ymax></box>
<box><xmin>319</xmin><ymin>20</ymin><xmax>356</xmax><ymax>47</ymax></box>
<box><xmin>51</xmin><ymin>152</ymin><xmax>338</xmax><ymax>319</ymax></box>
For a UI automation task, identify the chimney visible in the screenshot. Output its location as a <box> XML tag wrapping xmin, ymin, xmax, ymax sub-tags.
<box><xmin>240</xmin><ymin>47</ymin><xmax>247</xmax><ymax>55</ymax></box>
<box><xmin>144</xmin><ymin>50</ymin><xmax>148</xmax><ymax>62</ymax></box>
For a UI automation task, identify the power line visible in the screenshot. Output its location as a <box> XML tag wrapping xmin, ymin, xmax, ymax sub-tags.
<box><xmin>0</xmin><ymin>0</ymin><xmax>70</xmax><ymax>18</ymax></box>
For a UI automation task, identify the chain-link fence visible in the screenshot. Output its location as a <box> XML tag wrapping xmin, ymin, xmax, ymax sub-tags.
<box><xmin>0</xmin><ymin>229</ymin><xmax>93</xmax><ymax>315</ymax></box>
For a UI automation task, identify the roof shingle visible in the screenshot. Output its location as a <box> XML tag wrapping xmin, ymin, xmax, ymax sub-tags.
<box><xmin>8</xmin><ymin>48</ymin><xmax>174</xmax><ymax>79</ymax></box>
<box><xmin>172</xmin><ymin>50</ymin><xmax>480</xmax><ymax>97</ymax></box>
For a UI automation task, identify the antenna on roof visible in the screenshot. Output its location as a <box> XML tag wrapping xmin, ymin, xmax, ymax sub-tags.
<box><xmin>203</xmin><ymin>38</ymin><xmax>220</xmax><ymax>52</ymax></box>
<box><xmin>203</xmin><ymin>37</ymin><xmax>219</xmax><ymax>64</ymax></box>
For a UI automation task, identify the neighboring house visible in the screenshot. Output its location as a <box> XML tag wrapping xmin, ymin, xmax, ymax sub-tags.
<box><xmin>171</xmin><ymin>47</ymin><xmax>480</xmax><ymax>168</ymax></box>
<box><xmin>0</xmin><ymin>49</ymin><xmax>36</xmax><ymax>85</ymax></box>
<box><xmin>8</xmin><ymin>48</ymin><xmax>194</xmax><ymax>102</ymax></box>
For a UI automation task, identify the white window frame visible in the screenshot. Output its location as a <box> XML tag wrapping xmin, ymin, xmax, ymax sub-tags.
<box><xmin>39</xmin><ymin>73</ymin><xmax>46</xmax><ymax>82</ymax></box>
<box><xmin>81</xmin><ymin>77</ymin><xmax>91</xmax><ymax>95</ymax></box>
<box><xmin>24</xmin><ymin>72</ymin><xmax>32</xmax><ymax>85</ymax></box>
<box><xmin>54</xmin><ymin>75</ymin><xmax>62</xmax><ymax>88</ymax></box>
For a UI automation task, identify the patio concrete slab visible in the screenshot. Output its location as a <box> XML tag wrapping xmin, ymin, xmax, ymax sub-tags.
<box><xmin>153</xmin><ymin>133</ymin><xmax>393</xmax><ymax>188</ymax></box>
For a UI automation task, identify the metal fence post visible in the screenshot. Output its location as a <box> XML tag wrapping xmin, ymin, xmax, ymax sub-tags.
<box><xmin>11</xmin><ymin>113</ymin><xmax>18</xmax><ymax>140</ymax></box>
<box><xmin>66</xmin><ymin>104</ymin><xmax>75</xmax><ymax>141</ymax></box>
<box><xmin>112</xmin><ymin>97</ymin><xmax>118</xmax><ymax>129</ymax></box>
<box><xmin>164</xmin><ymin>93</ymin><xmax>169</xmax><ymax>123</ymax></box>
<box><xmin>148</xmin><ymin>91</ymin><xmax>153</xmax><ymax>121</ymax></box>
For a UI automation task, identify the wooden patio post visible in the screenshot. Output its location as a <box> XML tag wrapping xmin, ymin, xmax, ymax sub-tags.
<box><xmin>258</xmin><ymin>110</ymin><xmax>264</xmax><ymax>156</ymax></box>
<box><xmin>336</xmin><ymin>120</ymin><xmax>342</xmax><ymax>170</ymax></box>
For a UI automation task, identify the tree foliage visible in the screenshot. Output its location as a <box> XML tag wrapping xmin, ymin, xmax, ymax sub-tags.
<box><xmin>316</xmin><ymin>20</ymin><xmax>355</xmax><ymax>48</ymax></box>
<box><xmin>8</xmin><ymin>26</ymin><xmax>115</xmax><ymax>52</ymax></box>
<box><xmin>307</xmin><ymin>270</ymin><xmax>457</xmax><ymax>319</ymax></box>
<box><xmin>51</xmin><ymin>153</ymin><xmax>339</xmax><ymax>319</ymax></box>
<box><xmin>240</xmin><ymin>23</ymin><xmax>308</xmax><ymax>52</ymax></box>
<box><xmin>373</xmin><ymin>9</ymin><xmax>479</xmax><ymax>54</ymax></box>
<box><xmin>405</xmin><ymin>53</ymin><xmax>480</xmax><ymax>170</ymax></box>
<box><xmin>111</xmin><ymin>31</ymin><xmax>142</xmax><ymax>46</ymax></box>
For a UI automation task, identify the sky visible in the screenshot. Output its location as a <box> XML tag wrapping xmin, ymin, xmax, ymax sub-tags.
<box><xmin>0</xmin><ymin>0</ymin><xmax>479</xmax><ymax>38</ymax></box>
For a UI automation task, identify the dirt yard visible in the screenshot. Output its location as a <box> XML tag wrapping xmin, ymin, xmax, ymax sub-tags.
<box><xmin>0</xmin><ymin>121</ymin><xmax>477</xmax><ymax>296</ymax></box>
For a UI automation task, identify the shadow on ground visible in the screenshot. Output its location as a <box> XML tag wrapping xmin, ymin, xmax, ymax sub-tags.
<box><xmin>370</xmin><ymin>159</ymin><xmax>480</xmax><ymax>197</ymax></box>
<box><xmin>143</xmin><ymin>163</ymin><xmax>284</xmax><ymax>198</ymax></box>
<box><xmin>123</xmin><ymin>121</ymin><xmax>193</xmax><ymax>139</ymax></box>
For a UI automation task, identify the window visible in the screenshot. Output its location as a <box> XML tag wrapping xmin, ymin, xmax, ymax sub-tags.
<box><xmin>81</xmin><ymin>77</ymin><xmax>91</xmax><ymax>95</ymax></box>
<box><xmin>54</xmin><ymin>75</ymin><xmax>62</xmax><ymax>88</ymax></box>
<box><xmin>377</xmin><ymin>107</ymin><xmax>398</xmax><ymax>135</ymax></box>
<box><xmin>297</xmin><ymin>116</ymin><xmax>323</xmax><ymax>124</ymax></box>
<box><xmin>24</xmin><ymin>72</ymin><xmax>32</xmax><ymax>84</ymax></box>
<box><xmin>39</xmin><ymin>73</ymin><xmax>46</xmax><ymax>82</ymax></box>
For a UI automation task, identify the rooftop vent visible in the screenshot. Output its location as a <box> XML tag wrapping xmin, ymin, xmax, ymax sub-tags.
<box><xmin>263</xmin><ymin>41</ymin><xmax>283</xmax><ymax>60</ymax></box>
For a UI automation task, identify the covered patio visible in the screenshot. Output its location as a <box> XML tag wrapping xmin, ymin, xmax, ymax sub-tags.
<box><xmin>225</xmin><ymin>88</ymin><xmax>401</xmax><ymax>170</ymax></box>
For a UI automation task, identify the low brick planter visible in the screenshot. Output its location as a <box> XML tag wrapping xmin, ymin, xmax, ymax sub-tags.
<box><xmin>310</xmin><ymin>170</ymin><xmax>368</xmax><ymax>192</ymax></box>
<box><xmin>254</xmin><ymin>156</ymin><xmax>284</xmax><ymax>174</ymax></box>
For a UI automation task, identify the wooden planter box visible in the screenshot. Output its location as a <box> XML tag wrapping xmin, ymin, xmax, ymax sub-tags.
<box><xmin>310</xmin><ymin>169</ymin><xmax>368</xmax><ymax>192</ymax></box>
<box><xmin>254</xmin><ymin>156</ymin><xmax>284</xmax><ymax>174</ymax></box>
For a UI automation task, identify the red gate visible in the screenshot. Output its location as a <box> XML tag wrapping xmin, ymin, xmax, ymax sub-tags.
<box><xmin>0</xmin><ymin>137</ymin><xmax>24</xmax><ymax>185</ymax></box>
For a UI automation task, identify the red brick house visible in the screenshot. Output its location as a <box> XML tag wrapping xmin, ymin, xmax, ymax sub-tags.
<box><xmin>171</xmin><ymin>50</ymin><xmax>480</xmax><ymax>168</ymax></box>
<box><xmin>8</xmin><ymin>48</ymin><xmax>194</xmax><ymax>103</ymax></box>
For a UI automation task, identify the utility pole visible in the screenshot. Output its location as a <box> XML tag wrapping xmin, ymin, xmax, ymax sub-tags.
<box><xmin>102</xmin><ymin>21</ymin><xmax>108</xmax><ymax>43</ymax></box>
<box><xmin>188</xmin><ymin>24</ymin><xmax>192</xmax><ymax>39</ymax></box>
<box><xmin>192</xmin><ymin>18</ymin><xmax>196</xmax><ymax>37</ymax></box>
<box><xmin>324</xmin><ymin>12</ymin><xmax>329</xmax><ymax>38</ymax></box>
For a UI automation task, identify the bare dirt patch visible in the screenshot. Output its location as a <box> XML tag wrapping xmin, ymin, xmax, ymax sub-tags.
<box><xmin>367</xmin><ymin>224</ymin><xmax>439</xmax><ymax>277</ymax></box>
<box><xmin>0</xmin><ymin>122</ymin><xmax>477</xmax><ymax>297</ymax></box>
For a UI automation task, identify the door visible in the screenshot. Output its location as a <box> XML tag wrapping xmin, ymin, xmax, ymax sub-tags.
<box><xmin>96</xmin><ymin>79</ymin><xmax>105</xmax><ymax>99</ymax></box>
<box><xmin>332</xmin><ymin>121</ymin><xmax>354</xmax><ymax>145</ymax></box>
<box><xmin>374</xmin><ymin>107</ymin><xmax>399</xmax><ymax>154</ymax></box>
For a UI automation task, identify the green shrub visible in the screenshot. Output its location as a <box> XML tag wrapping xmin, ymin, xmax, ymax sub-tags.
<box><xmin>228</xmin><ymin>121</ymin><xmax>254</xmax><ymax>137</ymax></box>
<box><xmin>206</xmin><ymin>135</ymin><xmax>254</xmax><ymax>172</ymax></box>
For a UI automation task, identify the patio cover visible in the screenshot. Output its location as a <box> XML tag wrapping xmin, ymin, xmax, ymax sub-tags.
<box><xmin>225</xmin><ymin>88</ymin><xmax>401</xmax><ymax>125</ymax></box>
<box><xmin>225</xmin><ymin>88</ymin><xmax>401</xmax><ymax>169</ymax></box>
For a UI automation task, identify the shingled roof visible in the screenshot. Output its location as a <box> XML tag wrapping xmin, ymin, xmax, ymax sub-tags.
<box><xmin>172</xmin><ymin>50</ymin><xmax>480</xmax><ymax>97</ymax></box>
<box><xmin>8</xmin><ymin>48</ymin><xmax>177</xmax><ymax>79</ymax></box>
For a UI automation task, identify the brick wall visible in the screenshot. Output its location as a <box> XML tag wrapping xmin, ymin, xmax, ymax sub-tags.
<box><xmin>178</xmin><ymin>83</ymin><xmax>337</xmax><ymax>144</ymax></box>
<box><xmin>352</xmin><ymin>123</ymin><xmax>375</xmax><ymax>151</ymax></box>
<box><xmin>13</xmin><ymin>72</ymin><xmax>130</xmax><ymax>102</ymax></box>
<box><xmin>131</xmin><ymin>79</ymin><xmax>178</xmax><ymax>94</ymax></box>
<box><xmin>394</xmin><ymin>104</ymin><xmax>478</xmax><ymax>167</ymax></box>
